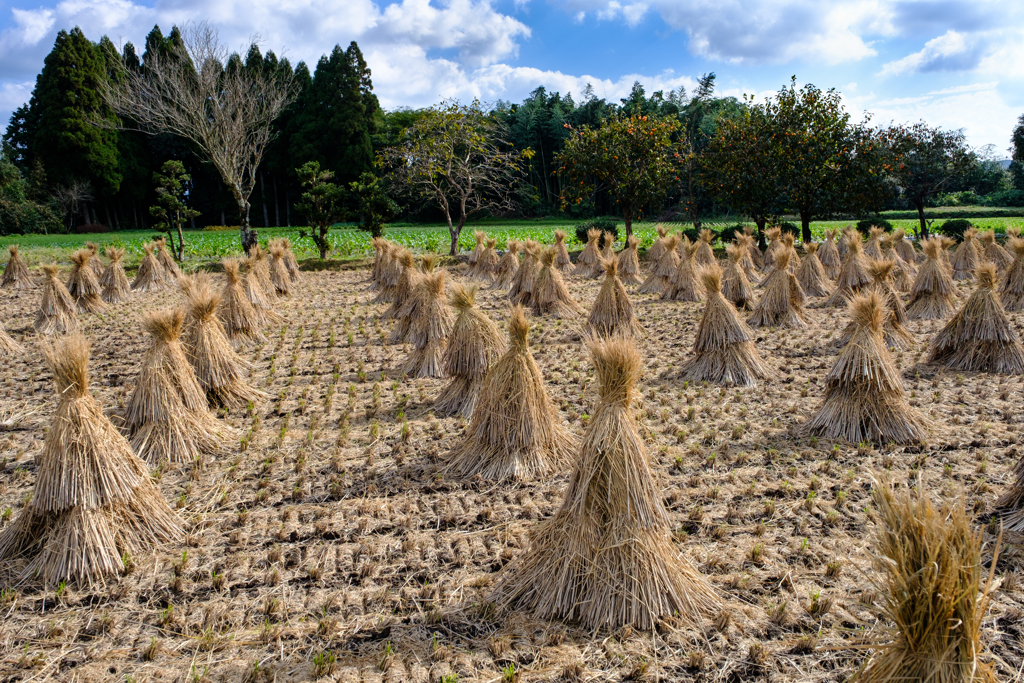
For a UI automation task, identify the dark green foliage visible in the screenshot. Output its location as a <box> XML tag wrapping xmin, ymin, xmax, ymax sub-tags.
<box><xmin>347</xmin><ymin>172</ymin><xmax>397</xmax><ymax>238</ymax></box>
<box><xmin>1011</xmin><ymin>114</ymin><xmax>1024</xmax><ymax>191</ymax></box>
<box><xmin>0</xmin><ymin>158</ymin><xmax>61</xmax><ymax>235</ymax></box>
<box><xmin>295</xmin><ymin>161</ymin><xmax>347</xmax><ymax>259</ymax></box>
<box><xmin>856</xmin><ymin>219</ymin><xmax>893</xmax><ymax>234</ymax></box>
<box><xmin>937</xmin><ymin>219</ymin><xmax>973</xmax><ymax>240</ymax></box>
<box><xmin>777</xmin><ymin>222</ymin><xmax>800</xmax><ymax>237</ymax></box>
<box><xmin>574</xmin><ymin>219</ymin><xmax>618</xmax><ymax>248</ymax></box>
<box><xmin>718</xmin><ymin>224</ymin><xmax>746</xmax><ymax>245</ymax></box>
<box><xmin>149</xmin><ymin>160</ymin><xmax>199</xmax><ymax>259</ymax></box>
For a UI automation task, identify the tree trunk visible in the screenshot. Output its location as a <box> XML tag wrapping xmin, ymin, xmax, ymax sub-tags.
<box><xmin>623</xmin><ymin>211</ymin><xmax>633</xmax><ymax>242</ymax></box>
<box><xmin>176</xmin><ymin>221</ymin><xmax>185</xmax><ymax>260</ymax></box>
<box><xmin>448</xmin><ymin>222</ymin><xmax>459</xmax><ymax>256</ymax></box>
<box><xmin>285</xmin><ymin>190</ymin><xmax>291</xmax><ymax>227</ymax></box>
<box><xmin>260</xmin><ymin>172</ymin><xmax>270</xmax><ymax>227</ymax></box>
<box><xmin>239</xmin><ymin>198</ymin><xmax>257</xmax><ymax>253</ymax></box>
<box><xmin>915</xmin><ymin>199</ymin><xmax>928</xmax><ymax>240</ymax></box>
<box><xmin>800</xmin><ymin>211</ymin><xmax>812</xmax><ymax>243</ymax></box>
<box><xmin>273</xmin><ymin>174</ymin><xmax>280</xmax><ymax>227</ymax></box>
<box><xmin>104</xmin><ymin>201</ymin><xmax>113</xmax><ymax>229</ymax></box>
<box><xmin>754</xmin><ymin>216</ymin><xmax>767</xmax><ymax>250</ymax></box>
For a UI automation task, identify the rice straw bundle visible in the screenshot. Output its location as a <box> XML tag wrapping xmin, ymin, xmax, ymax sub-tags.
<box><xmin>553</xmin><ymin>230</ymin><xmax>572</xmax><ymax>270</ymax></box>
<box><xmin>434</xmin><ymin>284</ymin><xmax>506</xmax><ymax>418</ymax></box>
<box><xmin>404</xmin><ymin>270</ymin><xmax>454</xmax><ymax>378</ymax></box>
<box><xmin>588</xmin><ymin>256</ymin><xmax>642</xmax><ymax>337</ymax></box>
<box><xmin>747</xmin><ymin>251</ymin><xmax>807</xmax><ymax>328</ymax></box>
<box><xmin>722</xmin><ymin>244</ymin><xmax>755</xmax><ymax>310</ymax></box>
<box><xmin>980</xmin><ymin>230</ymin><xmax>1012</xmax><ymax>272</ymax></box>
<box><xmin>2</xmin><ymin>245</ymin><xmax>33</xmax><ymax>290</ymax></box>
<box><xmin>821</xmin><ymin>236</ymin><xmax>871</xmax><ymax>307</ymax></box>
<box><xmin>573</xmin><ymin>229</ymin><xmax>603</xmax><ymax>278</ymax></box>
<box><xmin>369</xmin><ymin>238</ymin><xmax>392</xmax><ymax>289</ymax></box>
<box><xmin>796</xmin><ymin>242</ymin><xmax>832</xmax><ymax>298</ymax></box>
<box><xmin>489</xmin><ymin>240</ymin><xmax>520</xmax><ymax>290</ymax></box>
<box><xmin>997</xmin><ymin>454</ymin><xmax>1024</xmax><ymax>532</ymax></box>
<box><xmin>818</xmin><ymin>230</ymin><xmax>842</xmax><ymax>280</ymax></box>
<box><xmin>218</xmin><ymin>259</ymin><xmax>264</xmax><ymax>342</ymax></box>
<box><xmin>508</xmin><ymin>240</ymin><xmax>541</xmax><ymax>305</ymax></box>
<box><xmin>1000</xmin><ymin>236</ymin><xmax>1024</xmax><ymax>312</ymax></box>
<box><xmin>662</xmin><ymin>237</ymin><xmax>702</xmax><ymax>302</ymax></box>
<box><xmin>618</xmin><ymin>235</ymin><xmax>641</xmax><ymax>285</ymax></box>
<box><xmin>864</xmin><ymin>226</ymin><xmax>885</xmax><ymax>260</ymax></box>
<box><xmin>891</xmin><ymin>228</ymin><xmax>917</xmax><ymax>263</ymax></box>
<box><xmin>781</xmin><ymin>233</ymin><xmax>801</xmax><ymax>272</ymax></box>
<box><xmin>184</xmin><ymin>275</ymin><xmax>267</xmax><ymax>408</ymax></box>
<box><xmin>880</xmin><ymin>235</ymin><xmax>915</xmax><ymax>292</ymax></box>
<box><xmin>247</xmin><ymin>244</ymin><xmax>275</xmax><ymax>297</ymax></box>
<box><xmin>124</xmin><ymin>308</ymin><xmax>229</xmax><ymax>464</ymax></box>
<box><xmin>34</xmin><ymin>265</ymin><xmax>78</xmax><ymax>335</ymax></box>
<box><xmin>837</xmin><ymin>260</ymin><xmax>914</xmax><ymax>350</ymax></box>
<box><xmin>533</xmin><ymin>247</ymin><xmax>582</xmax><ymax>317</ymax></box>
<box><xmin>805</xmin><ymin>292</ymin><xmax>928</xmax><ymax>444</ymax></box>
<box><xmin>853</xmin><ymin>481</ymin><xmax>997</xmax><ymax>683</ymax></box>
<box><xmin>474</xmin><ymin>238</ymin><xmax>500</xmax><ymax>280</ymax></box>
<box><xmin>638</xmin><ymin>234</ymin><xmax>681</xmax><ymax>294</ymax></box>
<box><xmin>0</xmin><ymin>324</ymin><xmax>22</xmax><ymax>357</ymax></box>
<box><xmin>468</xmin><ymin>231</ymin><xmax>486</xmax><ymax>267</ymax></box>
<box><xmin>681</xmin><ymin>263</ymin><xmax>771</xmax><ymax>386</ymax></box>
<box><xmin>446</xmin><ymin>306</ymin><xmax>575</xmax><ymax>480</ymax></box>
<box><xmin>693</xmin><ymin>229</ymin><xmax>716</xmax><ymax>266</ymax></box>
<box><xmin>646</xmin><ymin>225</ymin><xmax>669</xmax><ymax>263</ymax></box>
<box><xmin>66</xmin><ymin>250</ymin><xmax>105</xmax><ymax>313</ymax></box>
<box><xmin>837</xmin><ymin>227</ymin><xmax>856</xmax><ymax>259</ymax></box>
<box><xmin>84</xmin><ymin>242</ymin><xmax>104</xmax><ymax>280</ymax></box>
<box><xmin>762</xmin><ymin>227</ymin><xmax>783</xmax><ymax>271</ymax></box>
<box><xmin>0</xmin><ymin>333</ymin><xmax>181</xmax><ymax>586</ymax></box>
<box><xmin>268</xmin><ymin>244</ymin><xmax>291</xmax><ymax>295</ymax></box>
<box><xmin>493</xmin><ymin>336</ymin><xmax>718</xmax><ymax>630</ymax></box>
<box><xmin>280</xmin><ymin>238</ymin><xmax>301</xmax><ymax>281</ymax></box>
<box><xmin>383</xmin><ymin>250</ymin><xmax>420</xmax><ymax>322</ymax></box>
<box><xmin>744</xmin><ymin>225</ymin><xmax>764</xmax><ymax>268</ymax></box>
<box><xmin>132</xmin><ymin>244</ymin><xmax>165</xmax><ymax>292</ymax></box>
<box><xmin>154</xmin><ymin>238</ymin><xmax>182</xmax><ymax>281</ymax></box>
<box><xmin>950</xmin><ymin>228</ymin><xmax>981</xmax><ymax>281</ymax></box>
<box><xmin>927</xmin><ymin>263</ymin><xmax>1024</xmax><ymax>373</ymax></box>
<box><xmin>241</xmin><ymin>256</ymin><xmax>275</xmax><ymax>320</ymax></box>
<box><xmin>735</xmin><ymin>234</ymin><xmax>758</xmax><ymax>279</ymax></box>
<box><xmin>906</xmin><ymin>238</ymin><xmax>958</xmax><ymax>320</ymax></box>
<box><xmin>100</xmin><ymin>247</ymin><xmax>130</xmax><ymax>304</ymax></box>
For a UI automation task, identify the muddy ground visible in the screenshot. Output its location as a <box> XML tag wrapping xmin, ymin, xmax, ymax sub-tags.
<box><xmin>0</xmin><ymin>257</ymin><xmax>1022</xmax><ymax>682</ymax></box>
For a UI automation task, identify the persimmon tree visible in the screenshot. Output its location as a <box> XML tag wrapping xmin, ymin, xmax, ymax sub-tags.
<box><xmin>379</xmin><ymin>100</ymin><xmax>529</xmax><ymax>255</ymax></box>
<box><xmin>557</xmin><ymin>113</ymin><xmax>682</xmax><ymax>241</ymax></box>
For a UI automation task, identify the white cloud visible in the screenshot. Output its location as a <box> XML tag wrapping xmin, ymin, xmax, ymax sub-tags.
<box><xmin>879</xmin><ymin>30</ymin><xmax>981</xmax><ymax>76</ymax></box>
<box><xmin>0</xmin><ymin>80</ymin><xmax>34</xmax><ymax>112</ymax></box>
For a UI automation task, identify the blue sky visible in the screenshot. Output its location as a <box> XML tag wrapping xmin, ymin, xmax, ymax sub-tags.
<box><xmin>1</xmin><ymin>0</ymin><xmax>1021</xmax><ymax>153</ymax></box>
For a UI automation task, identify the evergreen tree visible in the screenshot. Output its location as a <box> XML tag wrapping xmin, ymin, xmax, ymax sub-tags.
<box><xmin>149</xmin><ymin>160</ymin><xmax>199</xmax><ymax>260</ymax></box>
<box><xmin>1011</xmin><ymin>114</ymin><xmax>1024</xmax><ymax>191</ymax></box>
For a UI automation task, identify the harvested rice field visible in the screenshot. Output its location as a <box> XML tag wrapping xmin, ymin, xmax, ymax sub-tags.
<box><xmin>0</xmin><ymin>241</ymin><xmax>1023</xmax><ymax>683</ymax></box>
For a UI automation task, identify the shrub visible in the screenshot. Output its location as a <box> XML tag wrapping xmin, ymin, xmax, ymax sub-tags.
<box><xmin>682</xmin><ymin>227</ymin><xmax>719</xmax><ymax>244</ymax></box>
<box><xmin>718</xmin><ymin>224</ymin><xmax>746</xmax><ymax>245</ymax></box>
<box><xmin>574</xmin><ymin>218</ymin><xmax>618</xmax><ymax>249</ymax></box>
<box><xmin>937</xmin><ymin>218</ymin><xmax>973</xmax><ymax>240</ymax></box>
<box><xmin>980</xmin><ymin>189</ymin><xmax>1024</xmax><ymax>207</ymax></box>
<box><xmin>855</xmin><ymin>219</ymin><xmax>894</xmax><ymax>235</ymax></box>
<box><xmin>778</xmin><ymin>222</ymin><xmax>800</xmax><ymax>237</ymax></box>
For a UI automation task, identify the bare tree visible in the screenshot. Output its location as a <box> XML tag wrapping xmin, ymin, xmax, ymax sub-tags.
<box><xmin>52</xmin><ymin>180</ymin><xmax>93</xmax><ymax>232</ymax></box>
<box><xmin>379</xmin><ymin>100</ymin><xmax>529</xmax><ymax>255</ymax></box>
<box><xmin>103</xmin><ymin>22</ymin><xmax>295</xmax><ymax>252</ymax></box>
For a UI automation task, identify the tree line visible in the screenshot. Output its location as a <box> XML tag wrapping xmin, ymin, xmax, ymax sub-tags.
<box><xmin>2</xmin><ymin>23</ymin><xmax>1023</xmax><ymax>256</ymax></box>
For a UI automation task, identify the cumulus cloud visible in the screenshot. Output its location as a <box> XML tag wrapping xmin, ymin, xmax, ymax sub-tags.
<box><xmin>879</xmin><ymin>30</ymin><xmax>984</xmax><ymax>75</ymax></box>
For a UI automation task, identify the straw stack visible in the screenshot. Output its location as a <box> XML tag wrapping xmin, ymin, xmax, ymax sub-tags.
<box><xmin>0</xmin><ymin>334</ymin><xmax>181</xmax><ymax>586</ymax></box>
<box><xmin>369</xmin><ymin>238</ymin><xmax>392</xmax><ymax>290</ymax></box>
<box><xmin>1000</xmin><ymin>236</ymin><xmax>1024</xmax><ymax>312</ymax></box>
<box><xmin>268</xmin><ymin>243</ymin><xmax>291</xmax><ymax>296</ymax></box>
<box><xmin>950</xmin><ymin>228</ymin><xmax>981</xmax><ymax>281</ymax></box>
<box><xmin>693</xmin><ymin>229</ymin><xmax>716</xmax><ymax>266</ymax></box>
<box><xmin>821</xmin><ymin>235</ymin><xmax>871</xmax><ymax>307</ymax></box>
<box><xmin>184</xmin><ymin>275</ymin><xmax>267</xmax><ymax>408</ymax></box>
<box><xmin>646</xmin><ymin>225</ymin><xmax>669</xmax><ymax>263</ymax></box>
<box><xmin>493</xmin><ymin>336</ymin><xmax>719</xmax><ymax>630</ymax></box>
<box><xmin>404</xmin><ymin>270</ymin><xmax>454</xmax><ymax>378</ymax></box>
<box><xmin>980</xmin><ymin>230</ymin><xmax>1012</xmax><ymax>272</ymax></box>
<box><xmin>384</xmin><ymin>250</ymin><xmax>420</xmax><ymax>325</ymax></box>
<box><xmin>864</xmin><ymin>226</ymin><xmax>885</xmax><ymax>260</ymax></box>
<box><xmin>780</xmin><ymin>233</ymin><xmax>801</xmax><ymax>272</ymax></box>
<box><xmin>124</xmin><ymin>308</ymin><xmax>228</xmax><ymax>464</ymax></box>
<box><xmin>34</xmin><ymin>265</ymin><xmax>78</xmax><ymax>335</ymax></box>
<box><xmin>818</xmin><ymin>229</ymin><xmax>842</xmax><ymax>280</ymax></box>
<box><xmin>489</xmin><ymin>240</ymin><xmax>520</xmax><ymax>290</ymax></box>
<box><xmin>796</xmin><ymin>242</ymin><xmax>832</xmax><ymax>298</ymax></box>
<box><xmin>468</xmin><ymin>231</ymin><xmax>486</xmax><ymax>268</ymax></box>
<box><xmin>997</xmin><ymin>455</ymin><xmax>1024</xmax><ymax>532</ymax></box>
<box><xmin>218</xmin><ymin>259</ymin><xmax>264</xmax><ymax>342</ymax></box>
<box><xmin>2</xmin><ymin>245</ymin><xmax>33</xmax><ymax>290</ymax></box>
<box><xmin>735</xmin><ymin>234</ymin><xmax>759</xmax><ymax>279</ymax></box>
<box><xmin>744</xmin><ymin>226</ymin><xmax>764</xmax><ymax>269</ymax></box>
<box><xmin>84</xmin><ymin>242</ymin><xmax>104</xmax><ymax>280</ymax></box>
<box><xmin>280</xmin><ymin>238</ymin><xmax>301</xmax><ymax>282</ymax></box>
<box><xmin>638</xmin><ymin>234</ymin><xmax>681</xmax><ymax>294</ymax></box>
<box><xmin>880</xmin><ymin>234</ymin><xmax>916</xmax><ymax>292</ymax></box>
<box><xmin>508</xmin><ymin>240</ymin><xmax>541</xmax><ymax>305</ymax></box>
<box><xmin>837</xmin><ymin>260</ymin><xmax>914</xmax><ymax>350</ymax></box>
<box><xmin>662</xmin><ymin>237</ymin><xmax>702</xmax><ymax>302</ymax></box>
<box><xmin>855</xmin><ymin>481</ymin><xmax>996</xmax><ymax>683</ymax></box>
<box><xmin>100</xmin><ymin>247</ymin><xmax>131</xmax><ymax>304</ymax></box>
<box><xmin>762</xmin><ymin>227</ymin><xmax>783</xmax><ymax>271</ymax></box>
<box><xmin>154</xmin><ymin>238</ymin><xmax>182</xmax><ymax>281</ymax></box>
<box><xmin>722</xmin><ymin>244</ymin><xmax>755</xmax><ymax>310</ymax></box>
<box><xmin>553</xmin><ymin>230</ymin><xmax>572</xmax><ymax>270</ymax></box>
<box><xmin>618</xmin><ymin>235</ymin><xmax>641</xmax><ymax>285</ymax></box>
<box><xmin>446</xmin><ymin>306</ymin><xmax>575</xmax><ymax>480</ymax></box>
<box><xmin>474</xmin><ymin>238</ymin><xmax>500</xmax><ymax>280</ymax></box>
<box><xmin>434</xmin><ymin>284</ymin><xmax>506</xmax><ymax>418</ymax></box>
<box><xmin>588</xmin><ymin>256</ymin><xmax>642</xmax><ymax>338</ymax></box>
<box><xmin>906</xmin><ymin>237</ymin><xmax>958</xmax><ymax>320</ymax></box>
<box><xmin>892</xmin><ymin>229</ymin><xmax>919</xmax><ymax>264</ymax></box>
<box><xmin>747</xmin><ymin>251</ymin><xmax>807</xmax><ymax>328</ymax></box>
<box><xmin>805</xmin><ymin>292</ymin><xmax>928</xmax><ymax>444</ymax></box>
<box><xmin>372</xmin><ymin>246</ymin><xmax>402</xmax><ymax>304</ymax></box>
<box><xmin>573</xmin><ymin>229</ymin><xmax>603</xmax><ymax>278</ymax></box>
<box><xmin>681</xmin><ymin>263</ymin><xmax>771</xmax><ymax>386</ymax></box>
<box><xmin>0</xmin><ymin>324</ymin><xmax>22</xmax><ymax>357</ymax></box>
<box><xmin>927</xmin><ymin>263</ymin><xmax>1024</xmax><ymax>374</ymax></box>
<box><xmin>240</xmin><ymin>256</ymin><xmax>276</xmax><ymax>322</ymax></box>
<box><xmin>132</xmin><ymin>244</ymin><xmax>165</xmax><ymax>292</ymax></box>
<box><xmin>532</xmin><ymin>247</ymin><xmax>582</xmax><ymax>317</ymax></box>
<box><xmin>66</xmin><ymin>250</ymin><xmax>105</xmax><ymax>313</ymax></box>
